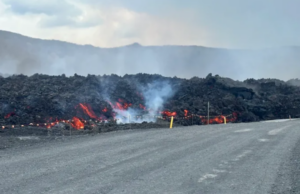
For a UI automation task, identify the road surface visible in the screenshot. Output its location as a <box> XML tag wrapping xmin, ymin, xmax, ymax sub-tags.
<box><xmin>0</xmin><ymin>119</ymin><xmax>300</xmax><ymax>194</ymax></box>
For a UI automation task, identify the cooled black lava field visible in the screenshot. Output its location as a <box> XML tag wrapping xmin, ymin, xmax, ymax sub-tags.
<box><xmin>0</xmin><ymin>73</ymin><xmax>300</xmax><ymax>129</ymax></box>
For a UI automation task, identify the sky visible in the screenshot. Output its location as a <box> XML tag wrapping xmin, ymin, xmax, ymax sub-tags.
<box><xmin>0</xmin><ymin>0</ymin><xmax>299</xmax><ymax>49</ymax></box>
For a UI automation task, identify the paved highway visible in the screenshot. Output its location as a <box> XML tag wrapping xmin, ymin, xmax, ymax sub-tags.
<box><xmin>0</xmin><ymin>119</ymin><xmax>300</xmax><ymax>194</ymax></box>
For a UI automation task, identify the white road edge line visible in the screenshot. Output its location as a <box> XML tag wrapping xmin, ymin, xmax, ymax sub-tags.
<box><xmin>233</xmin><ymin>150</ymin><xmax>252</xmax><ymax>161</ymax></box>
<box><xmin>258</xmin><ymin>138</ymin><xmax>269</xmax><ymax>142</ymax></box>
<box><xmin>268</xmin><ymin>126</ymin><xmax>290</xmax><ymax>135</ymax></box>
<box><xmin>263</xmin><ymin>119</ymin><xmax>295</xmax><ymax>123</ymax></box>
<box><xmin>198</xmin><ymin>173</ymin><xmax>218</xmax><ymax>183</ymax></box>
<box><xmin>212</xmin><ymin>169</ymin><xmax>226</xmax><ymax>173</ymax></box>
<box><xmin>234</xmin><ymin>128</ymin><xmax>253</xmax><ymax>133</ymax></box>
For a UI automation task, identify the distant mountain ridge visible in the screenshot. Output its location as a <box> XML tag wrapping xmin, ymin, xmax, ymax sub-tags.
<box><xmin>0</xmin><ymin>30</ymin><xmax>299</xmax><ymax>80</ymax></box>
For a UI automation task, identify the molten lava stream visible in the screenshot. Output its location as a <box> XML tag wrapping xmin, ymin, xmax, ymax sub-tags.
<box><xmin>199</xmin><ymin>114</ymin><xmax>238</xmax><ymax>124</ymax></box>
<box><xmin>161</xmin><ymin>111</ymin><xmax>177</xmax><ymax>117</ymax></box>
<box><xmin>46</xmin><ymin>122</ymin><xmax>56</xmax><ymax>129</ymax></box>
<box><xmin>210</xmin><ymin>116</ymin><xmax>224</xmax><ymax>124</ymax></box>
<box><xmin>139</xmin><ymin>104</ymin><xmax>146</xmax><ymax>110</ymax></box>
<box><xmin>4</xmin><ymin>112</ymin><xmax>16</xmax><ymax>119</ymax></box>
<box><xmin>184</xmin><ymin>110</ymin><xmax>188</xmax><ymax>117</ymax></box>
<box><xmin>79</xmin><ymin>103</ymin><xmax>98</xmax><ymax>119</ymax></box>
<box><xmin>71</xmin><ymin>117</ymin><xmax>84</xmax><ymax>130</ymax></box>
<box><xmin>102</xmin><ymin>107</ymin><xmax>108</xmax><ymax>112</ymax></box>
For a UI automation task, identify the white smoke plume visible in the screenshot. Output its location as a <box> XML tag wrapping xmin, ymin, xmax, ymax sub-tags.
<box><xmin>141</xmin><ymin>80</ymin><xmax>174</xmax><ymax>114</ymax></box>
<box><xmin>113</xmin><ymin>108</ymin><xmax>155</xmax><ymax>124</ymax></box>
<box><xmin>107</xmin><ymin>80</ymin><xmax>175</xmax><ymax>124</ymax></box>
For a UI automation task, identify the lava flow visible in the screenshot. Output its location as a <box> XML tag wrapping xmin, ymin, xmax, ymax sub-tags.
<box><xmin>113</xmin><ymin>99</ymin><xmax>132</xmax><ymax>110</ymax></box>
<box><xmin>71</xmin><ymin>117</ymin><xmax>84</xmax><ymax>130</ymax></box>
<box><xmin>79</xmin><ymin>103</ymin><xmax>98</xmax><ymax>119</ymax></box>
<box><xmin>199</xmin><ymin>113</ymin><xmax>237</xmax><ymax>124</ymax></box>
<box><xmin>161</xmin><ymin>111</ymin><xmax>177</xmax><ymax>117</ymax></box>
<box><xmin>4</xmin><ymin>112</ymin><xmax>16</xmax><ymax>119</ymax></box>
<box><xmin>139</xmin><ymin>104</ymin><xmax>146</xmax><ymax>110</ymax></box>
<box><xmin>102</xmin><ymin>107</ymin><xmax>108</xmax><ymax>112</ymax></box>
<box><xmin>46</xmin><ymin>122</ymin><xmax>56</xmax><ymax>129</ymax></box>
<box><xmin>184</xmin><ymin>110</ymin><xmax>188</xmax><ymax>117</ymax></box>
<box><xmin>108</xmin><ymin>99</ymin><xmax>132</xmax><ymax>111</ymax></box>
<box><xmin>199</xmin><ymin>115</ymin><xmax>224</xmax><ymax>124</ymax></box>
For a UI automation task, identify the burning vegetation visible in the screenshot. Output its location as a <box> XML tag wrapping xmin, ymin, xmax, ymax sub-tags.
<box><xmin>0</xmin><ymin>73</ymin><xmax>299</xmax><ymax>131</ymax></box>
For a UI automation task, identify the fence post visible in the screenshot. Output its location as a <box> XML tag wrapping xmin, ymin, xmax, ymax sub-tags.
<box><xmin>207</xmin><ymin>102</ymin><xmax>210</xmax><ymax>125</ymax></box>
<box><xmin>192</xmin><ymin>114</ymin><xmax>193</xmax><ymax>125</ymax></box>
<box><xmin>129</xmin><ymin>114</ymin><xmax>131</xmax><ymax>130</ymax></box>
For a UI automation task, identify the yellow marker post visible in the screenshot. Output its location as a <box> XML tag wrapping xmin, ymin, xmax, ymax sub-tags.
<box><xmin>224</xmin><ymin>116</ymin><xmax>227</xmax><ymax>124</ymax></box>
<box><xmin>170</xmin><ymin>116</ymin><xmax>174</xmax><ymax>129</ymax></box>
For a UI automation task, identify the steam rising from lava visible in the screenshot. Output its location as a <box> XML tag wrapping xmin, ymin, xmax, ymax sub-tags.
<box><xmin>142</xmin><ymin>81</ymin><xmax>175</xmax><ymax>114</ymax></box>
<box><xmin>104</xmin><ymin>81</ymin><xmax>175</xmax><ymax>124</ymax></box>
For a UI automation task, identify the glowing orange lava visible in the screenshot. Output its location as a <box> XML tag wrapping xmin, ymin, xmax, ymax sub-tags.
<box><xmin>4</xmin><ymin>112</ymin><xmax>15</xmax><ymax>119</ymax></box>
<box><xmin>46</xmin><ymin>122</ymin><xmax>56</xmax><ymax>129</ymax></box>
<box><xmin>79</xmin><ymin>103</ymin><xmax>98</xmax><ymax>119</ymax></box>
<box><xmin>108</xmin><ymin>99</ymin><xmax>132</xmax><ymax>111</ymax></box>
<box><xmin>139</xmin><ymin>104</ymin><xmax>146</xmax><ymax>110</ymax></box>
<box><xmin>71</xmin><ymin>117</ymin><xmax>84</xmax><ymax>130</ymax></box>
<box><xmin>199</xmin><ymin>113</ymin><xmax>237</xmax><ymax>124</ymax></box>
<box><xmin>184</xmin><ymin>110</ymin><xmax>188</xmax><ymax>117</ymax></box>
<box><xmin>102</xmin><ymin>107</ymin><xmax>108</xmax><ymax>112</ymax></box>
<box><xmin>161</xmin><ymin>111</ymin><xmax>177</xmax><ymax>117</ymax></box>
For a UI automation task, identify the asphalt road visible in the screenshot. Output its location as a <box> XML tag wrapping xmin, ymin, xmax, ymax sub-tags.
<box><xmin>1</xmin><ymin>119</ymin><xmax>300</xmax><ymax>194</ymax></box>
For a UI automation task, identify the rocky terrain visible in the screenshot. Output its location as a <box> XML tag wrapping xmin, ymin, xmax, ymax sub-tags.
<box><xmin>0</xmin><ymin>73</ymin><xmax>299</xmax><ymax>126</ymax></box>
<box><xmin>0</xmin><ymin>73</ymin><xmax>299</xmax><ymax>148</ymax></box>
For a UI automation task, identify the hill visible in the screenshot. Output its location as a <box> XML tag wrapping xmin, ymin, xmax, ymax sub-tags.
<box><xmin>0</xmin><ymin>30</ymin><xmax>299</xmax><ymax>80</ymax></box>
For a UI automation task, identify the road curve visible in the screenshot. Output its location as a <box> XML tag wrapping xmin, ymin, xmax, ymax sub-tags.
<box><xmin>0</xmin><ymin>119</ymin><xmax>300</xmax><ymax>194</ymax></box>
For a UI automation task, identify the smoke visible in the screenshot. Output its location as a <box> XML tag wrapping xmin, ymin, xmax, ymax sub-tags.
<box><xmin>0</xmin><ymin>31</ymin><xmax>299</xmax><ymax>82</ymax></box>
<box><xmin>103</xmin><ymin>80</ymin><xmax>175</xmax><ymax>124</ymax></box>
<box><xmin>141</xmin><ymin>80</ymin><xmax>174</xmax><ymax>113</ymax></box>
<box><xmin>113</xmin><ymin>108</ymin><xmax>154</xmax><ymax>124</ymax></box>
<box><xmin>0</xmin><ymin>73</ymin><xmax>12</xmax><ymax>78</ymax></box>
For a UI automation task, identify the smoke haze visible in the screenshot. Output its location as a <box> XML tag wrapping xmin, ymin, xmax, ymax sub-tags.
<box><xmin>0</xmin><ymin>30</ymin><xmax>299</xmax><ymax>81</ymax></box>
<box><xmin>105</xmin><ymin>80</ymin><xmax>176</xmax><ymax>124</ymax></box>
<box><xmin>141</xmin><ymin>81</ymin><xmax>175</xmax><ymax>113</ymax></box>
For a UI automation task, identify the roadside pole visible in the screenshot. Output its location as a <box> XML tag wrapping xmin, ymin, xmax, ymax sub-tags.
<box><xmin>207</xmin><ymin>102</ymin><xmax>210</xmax><ymax>125</ymax></box>
<box><xmin>170</xmin><ymin>116</ymin><xmax>174</xmax><ymax>129</ymax></box>
<box><xmin>192</xmin><ymin>114</ymin><xmax>193</xmax><ymax>125</ymax></box>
